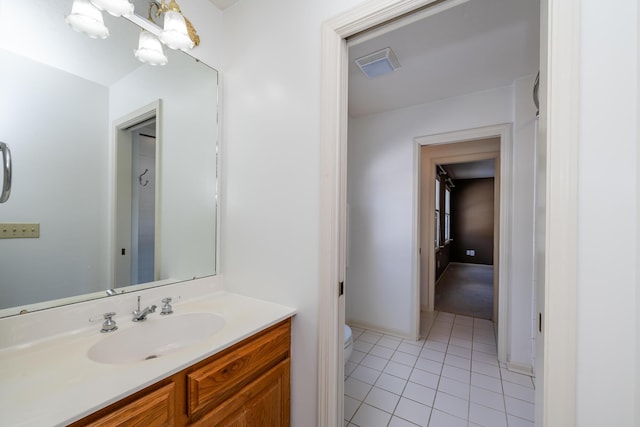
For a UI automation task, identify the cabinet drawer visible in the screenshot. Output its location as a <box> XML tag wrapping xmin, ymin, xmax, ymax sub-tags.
<box><xmin>187</xmin><ymin>319</ymin><xmax>290</xmax><ymax>417</ymax></box>
<box><xmin>81</xmin><ymin>382</ymin><xmax>175</xmax><ymax>427</ymax></box>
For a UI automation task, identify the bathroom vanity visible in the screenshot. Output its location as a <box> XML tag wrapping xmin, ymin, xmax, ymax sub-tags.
<box><xmin>71</xmin><ymin>319</ymin><xmax>290</xmax><ymax>426</ymax></box>
<box><xmin>0</xmin><ymin>277</ymin><xmax>295</xmax><ymax>426</ymax></box>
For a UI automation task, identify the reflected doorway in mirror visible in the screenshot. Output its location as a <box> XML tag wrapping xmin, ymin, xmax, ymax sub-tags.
<box><xmin>114</xmin><ymin>100</ymin><xmax>161</xmax><ymax>288</ymax></box>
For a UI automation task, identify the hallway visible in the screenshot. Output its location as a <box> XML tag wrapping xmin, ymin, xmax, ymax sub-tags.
<box><xmin>435</xmin><ymin>263</ymin><xmax>493</xmax><ymax>320</ymax></box>
<box><xmin>344</xmin><ymin>313</ymin><xmax>534</xmax><ymax>426</ymax></box>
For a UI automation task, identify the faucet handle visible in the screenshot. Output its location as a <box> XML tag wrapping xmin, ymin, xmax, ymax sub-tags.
<box><xmin>101</xmin><ymin>312</ymin><xmax>118</xmax><ymax>333</ymax></box>
<box><xmin>160</xmin><ymin>298</ymin><xmax>173</xmax><ymax>315</ymax></box>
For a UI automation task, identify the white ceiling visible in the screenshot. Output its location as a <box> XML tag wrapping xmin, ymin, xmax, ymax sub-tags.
<box><xmin>348</xmin><ymin>0</ymin><xmax>540</xmax><ymax>117</ymax></box>
<box><xmin>208</xmin><ymin>0</ymin><xmax>239</xmax><ymax>10</ymax></box>
<box><xmin>443</xmin><ymin>159</ymin><xmax>495</xmax><ymax>180</ymax></box>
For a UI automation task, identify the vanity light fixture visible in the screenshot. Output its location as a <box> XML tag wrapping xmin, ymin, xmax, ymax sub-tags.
<box><xmin>66</xmin><ymin>0</ymin><xmax>200</xmax><ymax>66</ymax></box>
<box><xmin>65</xmin><ymin>0</ymin><xmax>110</xmax><ymax>39</ymax></box>
<box><xmin>135</xmin><ymin>29</ymin><xmax>168</xmax><ymax>66</ymax></box>
<box><xmin>90</xmin><ymin>0</ymin><xmax>134</xmax><ymax>17</ymax></box>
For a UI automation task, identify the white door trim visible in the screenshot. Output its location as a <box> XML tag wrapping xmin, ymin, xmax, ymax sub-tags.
<box><xmin>318</xmin><ymin>0</ymin><xmax>579</xmax><ymax>425</ymax></box>
<box><xmin>415</xmin><ymin>124</ymin><xmax>512</xmax><ymax>364</ymax></box>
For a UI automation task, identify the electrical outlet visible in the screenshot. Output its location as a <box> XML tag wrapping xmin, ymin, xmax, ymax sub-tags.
<box><xmin>0</xmin><ymin>223</ymin><xmax>40</xmax><ymax>239</ymax></box>
<box><xmin>466</xmin><ymin>249</ymin><xmax>475</xmax><ymax>256</ymax></box>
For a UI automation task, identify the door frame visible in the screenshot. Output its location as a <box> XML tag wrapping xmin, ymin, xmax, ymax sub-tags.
<box><xmin>416</xmin><ymin>126</ymin><xmax>510</xmax><ymax>364</ymax></box>
<box><xmin>318</xmin><ymin>0</ymin><xmax>579</xmax><ymax>425</ymax></box>
<box><xmin>112</xmin><ymin>100</ymin><xmax>162</xmax><ymax>289</ymax></box>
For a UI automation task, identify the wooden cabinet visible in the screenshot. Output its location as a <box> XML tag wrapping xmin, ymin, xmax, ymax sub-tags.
<box><xmin>71</xmin><ymin>319</ymin><xmax>291</xmax><ymax>427</ymax></box>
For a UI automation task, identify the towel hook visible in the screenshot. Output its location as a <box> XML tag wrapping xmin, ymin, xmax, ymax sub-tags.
<box><xmin>138</xmin><ymin>168</ymin><xmax>149</xmax><ymax>187</ymax></box>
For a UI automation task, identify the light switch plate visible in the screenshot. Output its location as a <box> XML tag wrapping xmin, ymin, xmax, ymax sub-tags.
<box><xmin>0</xmin><ymin>223</ymin><xmax>40</xmax><ymax>239</ymax></box>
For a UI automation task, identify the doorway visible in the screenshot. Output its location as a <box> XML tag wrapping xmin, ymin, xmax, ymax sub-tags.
<box><xmin>113</xmin><ymin>100</ymin><xmax>161</xmax><ymax>289</ymax></box>
<box><xmin>431</xmin><ymin>158</ymin><xmax>496</xmax><ymax>321</ymax></box>
<box><xmin>320</xmin><ymin>0</ymin><xmax>580</xmax><ymax>425</ymax></box>
<box><xmin>416</xmin><ymin>127</ymin><xmax>510</xmax><ymax>357</ymax></box>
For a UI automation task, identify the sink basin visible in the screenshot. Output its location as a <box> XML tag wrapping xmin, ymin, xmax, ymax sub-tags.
<box><xmin>88</xmin><ymin>312</ymin><xmax>225</xmax><ymax>364</ymax></box>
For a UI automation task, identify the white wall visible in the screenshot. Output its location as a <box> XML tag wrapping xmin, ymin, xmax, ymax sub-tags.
<box><xmin>347</xmin><ymin>81</ymin><xmax>538</xmax><ymax>369</ymax></box>
<box><xmin>0</xmin><ymin>50</ymin><xmax>110</xmax><ymax>307</ymax></box>
<box><xmin>577</xmin><ymin>1</ymin><xmax>638</xmax><ymax>425</ymax></box>
<box><xmin>220</xmin><ymin>0</ymin><xmax>366</xmax><ymax>424</ymax></box>
<box><xmin>110</xmin><ymin>49</ymin><xmax>218</xmax><ymax>284</ymax></box>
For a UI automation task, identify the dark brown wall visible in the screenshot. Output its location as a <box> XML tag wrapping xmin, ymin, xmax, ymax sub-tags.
<box><xmin>435</xmin><ymin>244</ymin><xmax>450</xmax><ymax>279</ymax></box>
<box><xmin>450</xmin><ymin>178</ymin><xmax>494</xmax><ymax>265</ymax></box>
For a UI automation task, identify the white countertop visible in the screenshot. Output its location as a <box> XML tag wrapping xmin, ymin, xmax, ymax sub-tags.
<box><xmin>0</xmin><ymin>284</ymin><xmax>295</xmax><ymax>426</ymax></box>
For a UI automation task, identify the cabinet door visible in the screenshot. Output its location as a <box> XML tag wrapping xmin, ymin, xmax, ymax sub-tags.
<box><xmin>191</xmin><ymin>359</ymin><xmax>290</xmax><ymax>427</ymax></box>
<box><xmin>80</xmin><ymin>382</ymin><xmax>175</xmax><ymax>427</ymax></box>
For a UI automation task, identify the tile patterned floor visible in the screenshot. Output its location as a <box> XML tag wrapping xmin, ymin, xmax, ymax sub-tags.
<box><xmin>344</xmin><ymin>312</ymin><xmax>535</xmax><ymax>427</ymax></box>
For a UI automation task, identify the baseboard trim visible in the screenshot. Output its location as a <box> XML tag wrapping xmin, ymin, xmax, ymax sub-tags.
<box><xmin>507</xmin><ymin>361</ymin><xmax>534</xmax><ymax>377</ymax></box>
<box><xmin>346</xmin><ymin>320</ymin><xmax>413</xmax><ymax>341</ymax></box>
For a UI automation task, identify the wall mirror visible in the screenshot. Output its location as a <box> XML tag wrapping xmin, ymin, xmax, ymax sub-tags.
<box><xmin>0</xmin><ymin>0</ymin><xmax>218</xmax><ymax>317</ymax></box>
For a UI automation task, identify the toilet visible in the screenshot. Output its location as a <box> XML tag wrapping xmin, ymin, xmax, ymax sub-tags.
<box><xmin>344</xmin><ymin>324</ymin><xmax>353</xmax><ymax>365</ymax></box>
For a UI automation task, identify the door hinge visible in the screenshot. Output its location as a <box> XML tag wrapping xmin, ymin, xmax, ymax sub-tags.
<box><xmin>339</xmin><ymin>281</ymin><xmax>344</xmax><ymax>296</ymax></box>
<box><xmin>538</xmin><ymin>312</ymin><xmax>542</xmax><ymax>333</ymax></box>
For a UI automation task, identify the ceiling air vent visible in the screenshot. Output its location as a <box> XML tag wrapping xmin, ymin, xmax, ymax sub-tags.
<box><xmin>355</xmin><ymin>47</ymin><xmax>401</xmax><ymax>78</ymax></box>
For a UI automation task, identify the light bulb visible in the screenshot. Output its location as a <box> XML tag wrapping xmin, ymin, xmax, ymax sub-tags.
<box><xmin>65</xmin><ymin>0</ymin><xmax>109</xmax><ymax>39</ymax></box>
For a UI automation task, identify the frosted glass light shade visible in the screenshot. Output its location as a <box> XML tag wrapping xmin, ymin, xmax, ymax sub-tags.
<box><xmin>65</xmin><ymin>0</ymin><xmax>109</xmax><ymax>39</ymax></box>
<box><xmin>90</xmin><ymin>0</ymin><xmax>134</xmax><ymax>17</ymax></box>
<box><xmin>159</xmin><ymin>10</ymin><xmax>194</xmax><ymax>51</ymax></box>
<box><xmin>134</xmin><ymin>31</ymin><xmax>168</xmax><ymax>66</ymax></box>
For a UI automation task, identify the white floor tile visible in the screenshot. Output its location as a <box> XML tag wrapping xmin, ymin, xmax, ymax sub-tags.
<box><xmin>352</xmin><ymin>403</ymin><xmax>392</xmax><ymax>427</ymax></box>
<box><xmin>444</xmin><ymin>353</ymin><xmax>471</xmax><ymax>370</ymax></box>
<box><xmin>398</xmin><ymin>342</ymin><xmax>423</xmax><ymax>356</ymax></box>
<box><xmin>389</xmin><ymin>415</ymin><xmax>421</xmax><ymax>427</ymax></box>
<box><xmin>365</xmin><ymin>386</ymin><xmax>401</xmax><ymax>413</ymax></box>
<box><xmin>351</xmin><ymin>365</ymin><xmax>382</xmax><ymax>385</ymax></box>
<box><xmin>437</xmin><ymin>377</ymin><xmax>470</xmax><ymax>400</ymax></box>
<box><xmin>502</xmin><ymin>381</ymin><xmax>535</xmax><ymax>403</ymax></box>
<box><xmin>402</xmin><ymin>381</ymin><xmax>436</xmax><ymax>407</ymax></box>
<box><xmin>414</xmin><ymin>357</ymin><xmax>443</xmax><ymax>375</ymax></box>
<box><xmin>353</xmin><ymin>340</ymin><xmax>374</xmax><ymax>353</ymax></box>
<box><xmin>349</xmin><ymin>349</ymin><xmax>366</xmax><ymax>364</ymax></box>
<box><xmin>472</xmin><ymin>349</ymin><xmax>499</xmax><ymax>366</ymax></box>
<box><xmin>505</xmin><ymin>396</ymin><xmax>535</xmax><ymax>421</ymax></box>
<box><xmin>420</xmin><ymin>348</ymin><xmax>446</xmax><ymax>363</ymax></box>
<box><xmin>440</xmin><ymin>364</ymin><xmax>471</xmax><ymax>384</ymax></box>
<box><xmin>446</xmin><ymin>344</ymin><xmax>472</xmax><ymax>359</ymax></box>
<box><xmin>409</xmin><ymin>368</ymin><xmax>440</xmax><ymax>389</ymax></box>
<box><xmin>507</xmin><ymin>414</ymin><xmax>535</xmax><ymax>427</ymax></box>
<box><xmin>378</xmin><ymin>336</ymin><xmax>402</xmax><ymax>350</ymax></box>
<box><xmin>468</xmin><ymin>402</ymin><xmax>507</xmax><ymax>427</ymax></box>
<box><xmin>345</xmin><ymin>377</ymin><xmax>373</xmax><ymax>401</ymax></box>
<box><xmin>370</xmin><ymin>344</ymin><xmax>395</xmax><ymax>359</ymax></box>
<box><xmin>470</xmin><ymin>372</ymin><xmax>503</xmax><ymax>394</ymax></box>
<box><xmin>361</xmin><ymin>354</ymin><xmax>390</xmax><ymax>371</ymax></box>
<box><xmin>449</xmin><ymin>337</ymin><xmax>473</xmax><ymax>349</ymax></box>
<box><xmin>472</xmin><ymin>360</ymin><xmax>501</xmax><ymax>378</ymax></box>
<box><xmin>344</xmin><ymin>395</ymin><xmax>360</xmax><ymax>420</ymax></box>
<box><xmin>427</xmin><ymin>409</ymin><xmax>467</xmax><ymax>427</ymax></box>
<box><xmin>392</xmin><ymin>351</ymin><xmax>419</xmax><ymax>367</ymax></box>
<box><xmin>394</xmin><ymin>397</ymin><xmax>431</xmax><ymax>427</ymax></box>
<box><xmin>344</xmin><ymin>321</ymin><xmax>535</xmax><ymax>427</ymax></box>
<box><xmin>345</xmin><ymin>361</ymin><xmax>358</xmax><ymax>377</ymax></box>
<box><xmin>433</xmin><ymin>391</ymin><xmax>469</xmax><ymax>419</ymax></box>
<box><xmin>358</xmin><ymin>331</ymin><xmax>383</xmax><ymax>344</ymax></box>
<box><xmin>428</xmin><ymin>333</ymin><xmax>451</xmax><ymax>344</ymax></box>
<box><xmin>501</xmin><ymin>368</ymin><xmax>535</xmax><ymax>388</ymax></box>
<box><xmin>469</xmin><ymin>385</ymin><xmax>505</xmax><ymax>412</ymax></box>
<box><xmin>384</xmin><ymin>361</ymin><xmax>413</xmax><ymax>380</ymax></box>
<box><xmin>375</xmin><ymin>373</ymin><xmax>407</xmax><ymax>395</ymax></box>
<box><xmin>473</xmin><ymin>342</ymin><xmax>498</xmax><ymax>355</ymax></box>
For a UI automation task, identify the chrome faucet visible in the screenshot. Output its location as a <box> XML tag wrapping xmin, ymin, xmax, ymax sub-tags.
<box><xmin>132</xmin><ymin>296</ymin><xmax>156</xmax><ymax>322</ymax></box>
